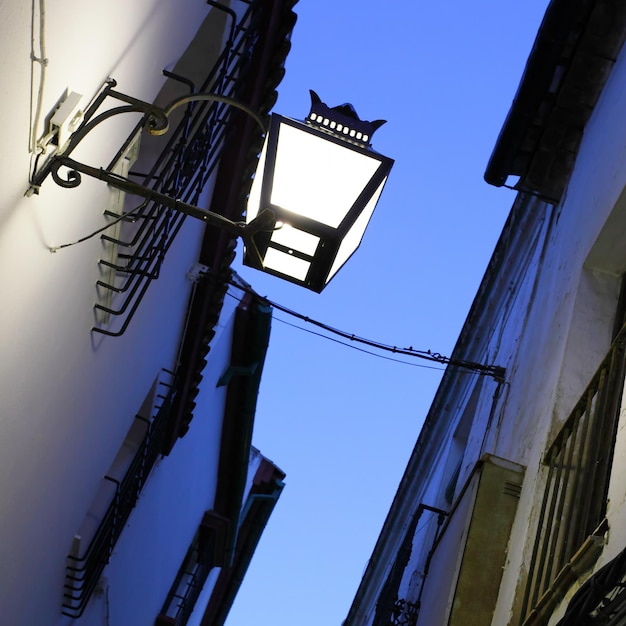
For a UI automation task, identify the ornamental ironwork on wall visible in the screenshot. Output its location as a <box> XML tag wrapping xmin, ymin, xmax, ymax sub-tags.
<box><xmin>92</xmin><ymin>1</ymin><xmax>264</xmax><ymax>337</ymax></box>
<box><xmin>387</xmin><ymin>599</ymin><xmax>420</xmax><ymax>626</ymax></box>
<box><xmin>155</xmin><ymin>510</ymin><xmax>228</xmax><ymax>626</ymax></box>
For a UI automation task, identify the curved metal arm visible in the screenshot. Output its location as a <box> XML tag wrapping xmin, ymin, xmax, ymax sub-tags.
<box><xmin>60</xmin><ymin>102</ymin><xmax>169</xmax><ymax>150</ymax></box>
<box><xmin>27</xmin><ymin>83</ymin><xmax>267</xmax><ymax>194</ymax></box>
<box><xmin>157</xmin><ymin>93</ymin><xmax>267</xmax><ymax>135</ymax></box>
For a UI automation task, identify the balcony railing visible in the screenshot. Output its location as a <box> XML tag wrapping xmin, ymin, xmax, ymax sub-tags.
<box><xmin>62</xmin><ymin>371</ymin><xmax>175</xmax><ymax>618</ymax></box>
<box><xmin>156</xmin><ymin>511</ymin><xmax>228</xmax><ymax>626</ymax></box>
<box><xmin>156</xmin><ymin>533</ymin><xmax>214</xmax><ymax>626</ymax></box>
<box><xmin>521</xmin><ymin>327</ymin><xmax>626</xmax><ymax>622</ymax></box>
<box><xmin>92</xmin><ymin>1</ymin><xmax>265</xmax><ymax>337</ymax></box>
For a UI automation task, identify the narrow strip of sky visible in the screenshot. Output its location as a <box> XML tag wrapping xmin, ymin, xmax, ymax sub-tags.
<box><xmin>225</xmin><ymin>2</ymin><xmax>551</xmax><ymax>625</ymax></box>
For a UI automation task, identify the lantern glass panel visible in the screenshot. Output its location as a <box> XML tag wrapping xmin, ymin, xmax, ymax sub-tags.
<box><xmin>271</xmin><ymin>123</ymin><xmax>381</xmax><ymax>228</ymax></box>
<box><xmin>270</xmin><ymin>224</ymin><xmax>320</xmax><ymax>256</ymax></box>
<box><xmin>264</xmin><ymin>248</ymin><xmax>311</xmax><ymax>281</ymax></box>
<box><xmin>326</xmin><ymin>177</ymin><xmax>387</xmax><ymax>283</ymax></box>
<box><xmin>246</xmin><ymin>138</ymin><xmax>268</xmax><ymax>224</ymax></box>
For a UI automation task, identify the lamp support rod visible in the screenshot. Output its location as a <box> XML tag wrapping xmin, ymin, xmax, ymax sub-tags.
<box><xmin>53</xmin><ymin>155</ymin><xmax>274</xmax><ymax>268</ymax></box>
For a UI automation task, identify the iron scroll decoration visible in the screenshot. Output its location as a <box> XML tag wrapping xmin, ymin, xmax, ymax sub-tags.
<box><xmin>30</xmin><ymin>85</ymin><xmax>395</xmax><ymax>279</ymax></box>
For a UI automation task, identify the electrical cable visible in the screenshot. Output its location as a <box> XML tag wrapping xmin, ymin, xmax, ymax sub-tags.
<box><xmin>225</xmin><ymin>275</ymin><xmax>503</xmax><ymax>378</ymax></box>
<box><xmin>272</xmin><ymin>315</ymin><xmax>447</xmax><ymax>371</ymax></box>
<box><xmin>29</xmin><ymin>0</ymin><xmax>47</xmax><ymax>155</ymax></box>
<box><xmin>265</xmin><ymin>297</ymin><xmax>493</xmax><ymax>374</ymax></box>
<box><xmin>49</xmin><ymin>199</ymin><xmax>149</xmax><ymax>252</ymax></box>
<box><xmin>225</xmin><ymin>285</ymin><xmax>449</xmax><ymax>370</ymax></box>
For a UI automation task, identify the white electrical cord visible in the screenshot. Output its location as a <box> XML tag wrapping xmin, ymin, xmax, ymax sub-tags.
<box><xmin>29</xmin><ymin>0</ymin><xmax>48</xmax><ymax>155</ymax></box>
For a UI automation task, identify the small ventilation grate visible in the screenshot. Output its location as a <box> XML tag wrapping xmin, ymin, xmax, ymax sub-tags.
<box><xmin>503</xmin><ymin>481</ymin><xmax>522</xmax><ymax>498</ymax></box>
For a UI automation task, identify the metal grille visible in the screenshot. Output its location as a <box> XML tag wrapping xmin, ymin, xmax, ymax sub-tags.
<box><xmin>521</xmin><ymin>328</ymin><xmax>626</xmax><ymax>620</ymax></box>
<box><xmin>556</xmin><ymin>546</ymin><xmax>626</xmax><ymax>625</ymax></box>
<box><xmin>157</xmin><ymin>521</ymin><xmax>217</xmax><ymax>626</ymax></box>
<box><xmin>93</xmin><ymin>1</ymin><xmax>264</xmax><ymax>337</ymax></box>
<box><xmin>62</xmin><ymin>372</ymin><xmax>175</xmax><ymax>618</ymax></box>
<box><xmin>387</xmin><ymin>599</ymin><xmax>420</xmax><ymax>626</ymax></box>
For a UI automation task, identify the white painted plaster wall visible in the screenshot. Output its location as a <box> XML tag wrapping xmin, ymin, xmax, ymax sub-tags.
<box><xmin>0</xmin><ymin>2</ymin><xmax>246</xmax><ymax>624</ymax></box>
<box><xmin>362</xmin><ymin>29</ymin><xmax>626</xmax><ymax>626</ymax></box>
<box><xmin>67</xmin><ymin>300</ymin><xmax>238</xmax><ymax>626</ymax></box>
<box><xmin>490</xmin><ymin>34</ymin><xmax>626</xmax><ymax>626</ymax></box>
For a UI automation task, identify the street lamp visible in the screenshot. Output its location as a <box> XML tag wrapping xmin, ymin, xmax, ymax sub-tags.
<box><xmin>28</xmin><ymin>85</ymin><xmax>393</xmax><ymax>290</ymax></box>
<box><xmin>245</xmin><ymin>91</ymin><xmax>394</xmax><ymax>292</ymax></box>
<box><xmin>28</xmin><ymin>83</ymin><xmax>504</xmax><ymax>378</ymax></box>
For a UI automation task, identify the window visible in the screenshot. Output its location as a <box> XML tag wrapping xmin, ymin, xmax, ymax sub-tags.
<box><xmin>520</xmin><ymin>294</ymin><xmax>626</xmax><ymax>623</ymax></box>
<box><xmin>155</xmin><ymin>511</ymin><xmax>228</xmax><ymax>626</ymax></box>
<box><xmin>62</xmin><ymin>370</ymin><xmax>174</xmax><ymax>618</ymax></box>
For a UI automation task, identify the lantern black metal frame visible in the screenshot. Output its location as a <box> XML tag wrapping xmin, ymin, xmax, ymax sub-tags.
<box><xmin>246</xmin><ymin>111</ymin><xmax>394</xmax><ymax>292</ymax></box>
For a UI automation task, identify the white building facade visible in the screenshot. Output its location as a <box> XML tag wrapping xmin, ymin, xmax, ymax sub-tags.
<box><xmin>0</xmin><ymin>1</ymin><xmax>295</xmax><ymax>625</ymax></box>
<box><xmin>345</xmin><ymin>1</ymin><xmax>626</xmax><ymax>625</ymax></box>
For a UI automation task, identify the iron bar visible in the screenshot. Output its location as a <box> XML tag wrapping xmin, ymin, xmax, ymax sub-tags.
<box><xmin>521</xmin><ymin>326</ymin><xmax>626</xmax><ymax>621</ymax></box>
<box><xmin>158</xmin><ymin>523</ymin><xmax>216</xmax><ymax>626</ymax></box>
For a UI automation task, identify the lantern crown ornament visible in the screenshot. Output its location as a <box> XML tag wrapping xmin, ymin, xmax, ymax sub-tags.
<box><xmin>244</xmin><ymin>91</ymin><xmax>394</xmax><ymax>292</ymax></box>
<box><xmin>306</xmin><ymin>90</ymin><xmax>387</xmax><ymax>148</ymax></box>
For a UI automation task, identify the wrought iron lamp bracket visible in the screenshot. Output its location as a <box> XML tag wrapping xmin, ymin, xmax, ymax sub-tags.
<box><xmin>27</xmin><ymin>79</ymin><xmax>273</xmax><ymax>267</ymax></box>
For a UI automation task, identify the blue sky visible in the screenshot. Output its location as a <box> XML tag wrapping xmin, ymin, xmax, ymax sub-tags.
<box><xmin>227</xmin><ymin>1</ymin><xmax>550</xmax><ymax>624</ymax></box>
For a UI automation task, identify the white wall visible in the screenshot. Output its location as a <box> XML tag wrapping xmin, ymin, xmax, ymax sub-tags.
<box><xmin>370</xmin><ymin>30</ymin><xmax>626</xmax><ymax>626</ymax></box>
<box><xmin>348</xmin><ymin>15</ymin><xmax>626</xmax><ymax>626</ymax></box>
<box><xmin>0</xmin><ymin>2</ymin><xmax>241</xmax><ymax>624</ymax></box>
<box><xmin>490</xmin><ymin>35</ymin><xmax>626</xmax><ymax>626</ymax></box>
<box><xmin>70</xmin><ymin>298</ymin><xmax>238</xmax><ymax>626</ymax></box>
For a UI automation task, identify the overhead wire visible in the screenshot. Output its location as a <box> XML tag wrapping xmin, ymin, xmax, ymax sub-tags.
<box><xmin>225</xmin><ymin>275</ymin><xmax>498</xmax><ymax>377</ymax></box>
<box><xmin>271</xmin><ymin>315</ymin><xmax>447</xmax><ymax>371</ymax></box>
<box><xmin>224</xmin><ymin>286</ymin><xmax>440</xmax><ymax>370</ymax></box>
<box><xmin>29</xmin><ymin>0</ymin><xmax>49</xmax><ymax>191</ymax></box>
